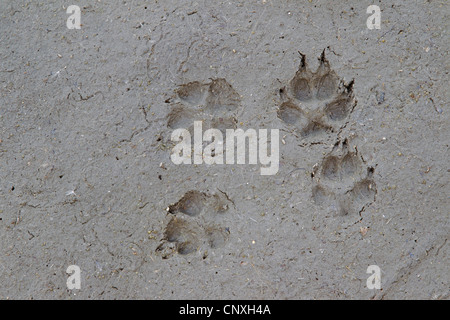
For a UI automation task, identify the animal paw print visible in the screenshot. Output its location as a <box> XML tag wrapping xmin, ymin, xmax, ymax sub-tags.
<box><xmin>156</xmin><ymin>190</ymin><xmax>233</xmax><ymax>258</ymax></box>
<box><xmin>311</xmin><ymin>139</ymin><xmax>377</xmax><ymax>216</ymax></box>
<box><xmin>167</xmin><ymin>78</ymin><xmax>240</xmax><ymax>136</ymax></box>
<box><xmin>278</xmin><ymin>50</ymin><xmax>356</xmax><ymax>142</ymax></box>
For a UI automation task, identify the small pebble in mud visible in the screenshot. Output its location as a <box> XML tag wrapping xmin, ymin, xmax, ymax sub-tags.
<box><xmin>360</xmin><ymin>227</ymin><xmax>369</xmax><ymax>236</ymax></box>
<box><xmin>376</xmin><ymin>91</ymin><xmax>385</xmax><ymax>104</ymax></box>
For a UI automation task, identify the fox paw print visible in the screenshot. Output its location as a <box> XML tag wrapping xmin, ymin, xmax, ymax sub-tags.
<box><xmin>167</xmin><ymin>78</ymin><xmax>240</xmax><ymax>136</ymax></box>
<box><xmin>311</xmin><ymin>139</ymin><xmax>377</xmax><ymax>217</ymax></box>
<box><xmin>278</xmin><ymin>50</ymin><xmax>356</xmax><ymax>143</ymax></box>
<box><xmin>156</xmin><ymin>190</ymin><xmax>233</xmax><ymax>258</ymax></box>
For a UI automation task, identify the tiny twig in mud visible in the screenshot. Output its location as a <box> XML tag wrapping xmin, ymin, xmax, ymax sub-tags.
<box><xmin>246</xmin><ymin>7</ymin><xmax>267</xmax><ymax>44</ymax></box>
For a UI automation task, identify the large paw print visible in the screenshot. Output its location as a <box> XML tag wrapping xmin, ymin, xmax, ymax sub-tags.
<box><xmin>278</xmin><ymin>50</ymin><xmax>356</xmax><ymax>142</ymax></box>
<box><xmin>156</xmin><ymin>190</ymin><xmax>233</xmax><ymax>258</ymax></box>
<box><xmin>167</xmin><ymin>78</ymin><xmax>240</xmax><ymax>136</ymax></box>
<box><xmin>311</xmin><ymin>139</ymin><xmax>377</xmax><ymax>216</ymax></box>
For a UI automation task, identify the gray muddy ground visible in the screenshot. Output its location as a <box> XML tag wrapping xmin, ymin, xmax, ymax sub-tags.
<box><xmin>0</xmin><ymin>0</ymin><xmax>448</xmax><ymax>299</ymax></box>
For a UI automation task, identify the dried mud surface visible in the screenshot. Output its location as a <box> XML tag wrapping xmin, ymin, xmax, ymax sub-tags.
<box><xmin>0</xmin><ymin>1</ymin><xmax>448</xmax><ymax>299</ymax></box>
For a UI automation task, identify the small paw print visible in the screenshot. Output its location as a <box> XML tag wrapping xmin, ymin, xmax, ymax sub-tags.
<box><xmin>167</xmin><ymin>78</ymin><xmax>240</xmax><ymax>136</ymax></box>
<box><xmin>156</xmin><ymin>190</ymin><xmax>233</xmax><ymax>258</ymax></box>
<box><xmin>311</xmin><ymin>139</ymin><xmax>377</xmax><ymax>216</ymax></box>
